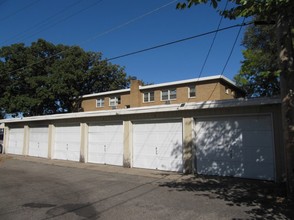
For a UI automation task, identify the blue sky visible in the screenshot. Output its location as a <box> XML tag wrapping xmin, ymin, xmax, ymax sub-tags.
<box><xmin>0</xmin><ymin>0</ymin><xmax>247</xmax><ymax>84</ymax></box>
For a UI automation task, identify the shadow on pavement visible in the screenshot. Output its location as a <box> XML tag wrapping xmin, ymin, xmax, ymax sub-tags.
<box><xmin>158</xmin><ymin>175</ymin><xmax>294</xmax><ymax>220</ymax></box>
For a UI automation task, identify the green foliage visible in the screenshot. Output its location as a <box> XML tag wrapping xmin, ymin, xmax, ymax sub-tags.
<box><xmin>177</xmin><ymin>0</ymin><xmax>294</xmax><ymax>97</ymax></box>
<box><xmin>177</xmin><ymin>0</ymin><xmax>294</xmax><ymax>20</ymax></box>
<box><xmin>234</xmin><ymin>18</ymin><xmax>281</xmax><ymax>97</ymax></box>
<box><xmin>0</xmin><ymin>39</ymin><xmax>130</xmax><ymax>117</ymax></box>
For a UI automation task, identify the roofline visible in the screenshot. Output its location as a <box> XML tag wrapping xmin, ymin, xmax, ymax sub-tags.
<box><xmin>139</xmin><ymin>75</ymin><xmax>236</xmax><ymax>90</ymax></box>
<box><xmin>82</xmin><ymin>88</ymin><xmax>130</xmax><ymax>98</ymax></box>
<box><xmin>81</xmin><ymin>75</ymin><xmax>240</xmax><ymax>98</ymax></box>
<box><xmin>0</xmin><ymin>97</ymin><xmax>281</xmax><ymax>124</ymax></box>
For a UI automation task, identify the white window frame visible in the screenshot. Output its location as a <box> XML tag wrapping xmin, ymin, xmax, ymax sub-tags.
<box><xmin>188</xmin><ymin>86</ymin><xmax>196</xmax><ymax>98</ymax></box>
<box><xmin>143</xmin><ymin>91</ymin><xmax>155</xmax><ymax>103</ymax></box>
<box><xmin>161</xmin><ymin>88</ymin><xmax>176</xmax><ymax>101</ymax></box>
<box><xmin>225</xmin><ymin>87</ymin><xmax>230</xmax><ymax>94</ymax></box>
<box><xmin>109</xmin><ymin>96</ymin><xmax>121</xmax><ymax>106</ymax></box>
<box><xmin>96</xmin><ymin>98</ymin><xmax>104</xmax><ymax>107</ymax></box>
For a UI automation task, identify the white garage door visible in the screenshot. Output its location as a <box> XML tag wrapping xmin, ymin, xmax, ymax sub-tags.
<box><xmin>133</xmin><ymin>120</ymin><xmax>183</xmax><ymax>172</ymax></box>
<box><xmin>88</xmin><ymin>123</ymin><xmax>123</xmax><ymax>166</ymax></box>
<box><xmin>7</xmin><ymin>128</ymin><xmax>24</xmax><ymax>155</ymax></box>
<box><xmin>28</xmin><ymin>127</ymin><xmax>49</xmax><ymax>158</ymax></box>
<box><xmin>54</xmin><ymin>125</ymin><xmax>80</xmax><ymax>161</ymax></box>
<box><xmin>195</xmin><ymin>115</ymin><xmax>275</xmax><ymax>180</ymax></box>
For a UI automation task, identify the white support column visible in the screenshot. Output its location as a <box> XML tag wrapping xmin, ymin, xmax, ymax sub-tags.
<box><xmin>182</xmin><ymin>117</ymin><xmax>193</xmax><ymax>174</ymax></box>
<box><xmin>48</xmin><ymin>124</ymin><xmax>55</xmax><ymax>159</ymax></box>
<box><xmin>23</xmin><ymin>125</ymin><xmax>29</xmax><ymax>156</ymax></box>
<box><xmin>80</xmin><ymin>123</ymin><xmax>88</xmax><ymax>163</ymax></box>
<box><xmin>123</xmin><ymin>121</ymin><xmax>132</xmax><ymax>168</ymax></box>
<box><xmin>3</xmin><ymin>126</ymin><xmax>9</xmax><ymax>154</ymax></box>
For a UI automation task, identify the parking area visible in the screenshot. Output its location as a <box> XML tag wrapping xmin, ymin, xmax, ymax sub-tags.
<box><xmin>0</xmin><ymin>155</ymin><xmax>293</xmax><ymax>220</ymax></box>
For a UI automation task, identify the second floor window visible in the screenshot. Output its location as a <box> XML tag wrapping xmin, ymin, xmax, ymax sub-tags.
<box><xmin>143</xmin><ymin>91</ymin><xmax>154</xmax><ymax>102</ymax></box>
<box><xmin>109</xmin><ymin>96</ymin><xmax>121</xmax><ymax>106</ymax></box>
<box><xmin>189</xmin><ymin>86</ymin><xmax>196</xmax><ymax>98</ymax></box>
<box><xmin>161</xmin><ymin>89</ymin><xmax>176</xmax><ymax>101</ymax></box>
<box><xmin>96</xmin><ymin>98</ymin><xmax>104</xmax><ymax>107</ymax></box>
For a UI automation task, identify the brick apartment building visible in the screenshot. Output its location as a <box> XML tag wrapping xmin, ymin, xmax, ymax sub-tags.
<box><xmin>81</xmin><ymin>75</ymin><xmax>245</xmax><ymax>112</ymax></box>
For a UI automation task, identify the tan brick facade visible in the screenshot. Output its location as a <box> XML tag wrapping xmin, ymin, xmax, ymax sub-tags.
<box><xmin>81</xmin><ymin>76</ymin><xmax>244</xmax><ymax>112</ymax></box>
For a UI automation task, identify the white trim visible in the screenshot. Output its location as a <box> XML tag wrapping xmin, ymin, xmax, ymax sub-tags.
<box><xmin>0</xmin><ymin>98</ymin><xmax>281</xmax><ymax>124</ymax></box>
<box><xmin>109</xmin><ymin>96</ymin><xmax>121</xmax><ymax>107</ymax></box>
<box><xmin>188</xmin><ymin>85</ymin><xmax>196</xmax><ymax>98</ymax></box>
<box><xmin>143</xmin><ymin>91</ymin><xmax>155</xmax><ymax>103</ymax></box>
<box><xmin>82</xmin><ymin>88</ymin><xmax>130</xmax><ymax>98</ymax></box>
<box><xmin>96</xmin><ymin>98</ymin><xmax>104</xmax><ymax>108</ymax></box>
<box><xmin>161</xmin><ymin>88</ymin><xmax>177</xmax><ymax>101</ymax></box>
<box><xmin>140</xmin><ymin>75</ymin><xmax>236</xmax><ymax>90</ymax></box>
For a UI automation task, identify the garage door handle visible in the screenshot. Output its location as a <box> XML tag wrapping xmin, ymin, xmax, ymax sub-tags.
<box><xmin>155</xmin><ymin>147</ymin><xmax>158</xmax><ymax>155</ymax></box>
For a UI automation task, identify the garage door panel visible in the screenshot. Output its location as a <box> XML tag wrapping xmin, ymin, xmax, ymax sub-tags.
<box><xmin>133</xmin><ymin>120</ymin><xmax>183</xmax><ymax>172</ymax></box>
<box><xmin>242</xmin><ymin>131</ymin><xmax>273</xmax><ymax>146</ymax></box>
<box><xmin>29</xmin><ymin>127</ymin><xmax>48</xmax><ymax>158</ymax></box>
<box><xmin>243</xmin><ymin>162</ymin><xmax>274</xmax><ymax>180</ymax></box>
<box><xmin>197</xmin><ymin>159</ymin><xmax>243</xmax><ymax>177</ymax></box>
<box><xmin>54</xmin><ymin>125</ymin><xmax>80</xmax><ymax>162</ymax></box>
<box><xmin>195</xmin><ymin>115</ymin><xmax>274</xmax><ymax>180</ymax></box>
<box><xmin>88</xmin><ymin>123</ymin><xmax>123</xmax><ymax>166</ymax></box>
<box><xmin>8</xmin><ymin>128</ymin><xmax>24</xmax><ymax>155</ymax></box>
<box><xmin>238</xmin><ymin>116</ymin><xmax>272</xmax><ymax>131</ymax></box>
<box><xmin>242</xmin><ymin>147</ymin><xmax>274</xmax><ymax>163</ymax></box>
<box><xmin>133</xmin><ymin>156</ymin><xmax>158</xmax><ymax>170</ymax></box>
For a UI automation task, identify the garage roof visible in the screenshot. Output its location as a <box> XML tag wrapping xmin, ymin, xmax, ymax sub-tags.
<box><xmin>0</xmin><ymin>97</ymin><xmax>281</xmax><ymax>124</ymax></box>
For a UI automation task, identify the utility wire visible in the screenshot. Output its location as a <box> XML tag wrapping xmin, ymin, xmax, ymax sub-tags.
<box><xmin>8</xmin><ymin>0</ymin><xmax>104</xmax><ymax>44</ymax></box>
<box><xmin>205</xmin><ymin>17</ymin><xmax>246</xmax><ymax>102</ymax></box>
<box><xmin>6</xmin><ymin>22</ymin><xmax>251</xmax><ymax>76</ymax></box>
<box><xmin>198</xmin><ymin>0</ymin><xmax>229</xmax><ymax>78</ymax></box>
<box><xmin>220</xmin><ymin>17</ymin><xmax>246</xmax><ymax>75</ymax></box>
<box><xmin>1</xmin><ymin>0</ymin><xmax>84</xmax><ymax>45</ymax></box>
<box><xmin>81</xmin><ymin>0</ymin><xmax>178</xmax><ymax>45</ymax></box>
<box><xmin>106</xmin><ymin>21</ymin><xmax>252</xmax><ymax>61</ymax></box>
<box><xmin>0</xmin><ymin>0</ymin><xmax>41</xmax><ymax>22</ymax></box>
<box><xmin>4</xmin><ymin>0</ymin><xmax>181</xmax><ymax>75</ymax></box>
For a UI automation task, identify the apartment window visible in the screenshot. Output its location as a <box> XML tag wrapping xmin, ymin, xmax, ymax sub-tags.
<box><xmin>225</xmin><ymin>87</ymin><xmax>230</xmax><ymax>94</ymax></box>
<box><xmin>109</xmin><ymin>96</ymin><xmax>121</xmax><ymax>106</ymax></box>
<box><xmin>143</xmin><ymin>91</ymin><xmax>154</xmax><ymax>102</ymax></box>
<box><xmin>161</xmin><ymin>89</ymin><xmax>176</xmax><ymax>101</ymax></box>
<box><xmin>96</xmin><ymin>98</ymin><xmax>104</xmax><ymax>107</ymax></box>
<box><xmin>188</xmin><ymin>86</ymin><xmax>196</xmax><ymax>98</ymax></box>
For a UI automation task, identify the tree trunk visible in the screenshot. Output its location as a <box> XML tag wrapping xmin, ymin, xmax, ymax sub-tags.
<box><xmin>277</xmin><ymin>11</ymin><xmax>294</xmax><ymax>199</ymax></box>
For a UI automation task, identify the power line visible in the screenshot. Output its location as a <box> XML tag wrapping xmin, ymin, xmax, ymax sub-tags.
<box><xmin>81</xmin><ymin>0</ymin><xmax>178</xmax><ymax>46</ymax></box>
<box><xmin>198</xmin><ymin>0</ymin><xmax>229</xmax><ymax>78</ymax></box>
<box><xmin>4</xmin><ymin>0</ymin><xmax>181</xmax><ymax>75</ymax></box>
<box><xmin>0</xmin><ymin>0</ymin><xmax>41</xmax><ymax>22</ymax></box>
<box><xmin>106</xmin><ymin>22</ymin><xmax>252</xmax><ymax>61</ymax></box>
<box><xmin>3</xmin><ymin>0</ymin><xmax>104</xmax><ymax>45</ymax></box>
<box><xmin>1</xmin><ymin>0</ymin><xmax>84</xmax><ymax>45</ymax></box>
<box><xmin>205</xmin><ymin>17</ymin><xmax>246</xmax><ymax>102</ymax></box>
<box><xmin>220</xmin><ymin>18</ymin><xmax>246</xmax><ymax>75</ymax></box>
<box><xmin>5</xmin><ymin>22</ymin><xmax>251</xmax><ymax>76</ymax></box>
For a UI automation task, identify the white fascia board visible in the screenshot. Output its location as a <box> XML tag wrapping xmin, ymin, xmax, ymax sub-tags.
<box><xmin>0</xmin><ymin>97</ymin><xmax>281</xmax><ymax>124</ymax></box>
<box><xmin>139</xmin><ymin>75</ymin><xmax>236</xmax><ymax>90</ymax></box>
<box><xmin>82</xmin><ymin>88</ymin><xmax>130</xmax><ymax>98</ymax></box>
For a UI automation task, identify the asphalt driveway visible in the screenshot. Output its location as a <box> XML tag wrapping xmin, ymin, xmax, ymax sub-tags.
<box><xmin>0</xmin><ymin>155</ymin><xmax>293</xmax><ymax>220</ymax></box>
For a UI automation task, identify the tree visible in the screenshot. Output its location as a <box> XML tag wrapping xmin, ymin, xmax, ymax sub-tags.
<box><xmin>177</xmin><ymin>0</ymin><xmax>294</xmax><ymax>197</ymax></box>
<box><xmin>234</xmin><ymin>16</ymin><xmax>280</xmax><ymax>97</ymax></box>
<box><xmin>0</xmin><ymin>39</ymin><xmax>130</xmax><ymax>117</ymax></box>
